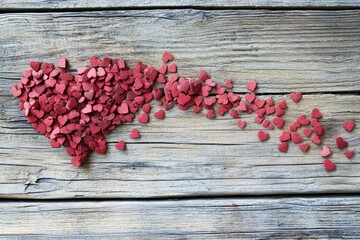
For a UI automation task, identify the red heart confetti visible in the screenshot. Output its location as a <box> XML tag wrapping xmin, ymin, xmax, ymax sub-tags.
<box><xmin>344</xmin><ymin>150</ymin><xmax>355</xmax><ymax>159</ymax></box>
<box><xmin>290</xmin><ymin>92</ymin><xmax>302</xmax><ymax>103</ymax></box>
<box><xmin>115</xmin><ymin>140</ymin><xmax>126</xmax><ymax>151</ymax></box>
<box><xmin>299</xmin><ymin>143</ymin><xmax>310</xmax><ymax>153</ymax></box>
<box><xmin>246</xmin><ymin>80</ymin><xmax>257</xmax><ymax>92</ymax></box>
<box><xmin>11</xmin><ymin>53</ymin><xmax>357</xmax><ymax>171</ymax></box>
<box><xmin>130</xmin><ymin>128</ymin><xmax>141</xmax><ymax>139</ymax></box>
<box><xmin>336</xmin><ymin>137</ymin><xmax>348</xmax><ymax>149</ymax></box>
<box><xmin>278</xmin><ymin>142</ymin><xmax>288</xmax><ymax>153</ymax></box>
<box><xmin>311</xmin><ymin>108</ymin><xmax>322</xmax><ymax>119</ymax></box>
<box><xmin>343</xmin><ymin>120</ymin><xmax>355</xmax><ymax>132</ymax></box>
<box><xmin>258</xmin><ymin>131</ymin><xmax>269</xmax><ymax>141</ymax></box>
<box><xmin>154</xmin><ymin>110</ymin><xmax>165</xmax><ymax>120</ymax></box>
<box><xmin>323</xmin><ymin>159</ymin><xmax>336</xmax><ymax>172</ymax></box>
<box><xmin>237</xmin><ymin>120</ymin><xmax>247</xmax><ymax>129</ymax></box>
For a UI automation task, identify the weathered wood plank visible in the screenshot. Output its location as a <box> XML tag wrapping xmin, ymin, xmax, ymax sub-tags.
<box><xmin>0</xmin><ymin>94</ymin><xmax>359</xmax><ymax>198</ymax></box>
<box><xmin>1</xmin><ymin>0</ymin><xmax>360</xmax><ymax>11</ymax></box>
<box><xmin>0</xmin><ymin>10</ymin><xmax>359</xmax><ymax>94</ymax></box>
<box><xmin>1</xmin><ymin>197</ymin><xmax>360</xmax><ymax>239</ymax></box>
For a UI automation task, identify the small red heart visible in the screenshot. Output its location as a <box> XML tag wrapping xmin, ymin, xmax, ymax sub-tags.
<box><xmin>162</xmin><ymin>51</ymin><xmax>174</xmax><ymax>63</ymax></box>
<box><xmin>275</xmin><ymin>107</ymin><xmax>285</xmax><ymax>117</ymax></box>
<box><xmin>323</xmin><ymin>159</ymin><xmax>336</xmax><ymax>172</ymax></box>
<box><xmin>336</xmin><ymin>137</ymin><xmax>348</xmax><ymax>149</ymax></box>
<box><xmin>291</xmin><ymin>132</ymin><xmax>303</xmax><ymax>144</ymax></box>
<box><xmin>246</xmin><ymin>80</ymin><xmax>257</xmax><ymax>92</ymax></box>
<box><xmin>272</xmin><ymin>117</ymin><xmax>285</xmax><ymax>129</ymax></box>
<box><xmin>258</xmin><ymin>130</ymin><xmax>269</xmax><ymax>141</ymax></box>
<box><xmin>311</xmin><ymin>108</ymin><xmax>322</xmax><ymax>119</ymax></box>
<box><xmin>237</xmin><ymin>120</ymin><xmax>247</xmax><ymax>129</ymax></box>
<box><xmin>290</xmin><ymin>92</ymin><xmax>302</xmax><ymax>103</ymax></box>
<box><xmin>229</xmin><ymin>109</ymin><xmax>239</xmax><ymax>118</ymax></box>
<box><xmin>311</xmin><ymin>135</ymin><xmax>321</xmax><ymax>145</ymax></box>
<box><xmin>236</xmin><ymin>101</ymin><xmax>247</xmax><ymax>112</ymax></box>
<box><xmin>320</xmin><ymin>146</ymin><xmax>332</xmax><ymax>157</ymax></box>
<box><xmin>245</xmin><ymin>93</ymin><xmax>256</xmax><ymax>103</ymax></box>
<box><xmin>90</xmin><ymin>124</ymin><xmax>101</xmax><ymax>134</ymax></box>
<box><xmin>193</xmin><ymin>105</ymin><xmax>202</xmax><ymax>113</ymax></box>
<box><xmin>303</xmin><ymin>128</ymin><xmax>313</xmax><ymax>138</ymax></box>
<box><xmin>224</xmin><ymin>79</ymin><xmax>233</xmax><ymax>89</ymax></box>
<box><xmin>154</xmin><ymin>109</ymin><xmax>165</xmax><ymax>119</ymax></box>
<box><xmin>198</xmin><ymin>70</ymin><xmax>210</xmax><ymax>81</ymax></box>
<box><xmin>115</xmin><ymin>140</ymin><xmax>126</xmax><ymax>151</ymax></box>
<box><xmin>56</xmin><ymin>57</ymin><xmax>67</xmax><ymax>69</ymax></box>
<box><xmin>277</xmin><ymin>99</ymin><xmax>287</xmax><ymax>109</ymax></box>
<box><xmin>343</xmin><ymin>120</ymin><xmax>355</xmax><ymax>132</ymax></box>
<box><xmin>167</xmin><ymin>63</ymin><xmax>177</xmax><ymax>73</ymax></box>
<box><xmin>206</xmin><ymin>109</ymin><xmax>216</xmax><ymax>119</ymax></box>
<box><xmin>344</xmin><ymin>150</ymin><xmax>355</xmax><ymax>159</ymax></box>
<box><xmin>278</xmin><ymin>142</ymin><xmax>288</xmax><ymax>153</ymax></box>
<box><xmin>299</xmin><ymin>143</ymin><xmax>310</xmax><ymax>153</ymax></box>
<box><xmin>254</xmin><ymin>98</ymin><xmax>265</xmax><ymax>108</ymax></box>
<box><xmin>130</xmin><ymin>128</ymin><xmax>140</xmax><ymax>139</ymax></box>
<box><xmin>29</xmin><ymin>61</ymin><xmax>41</xmax><ymax>71</ymax></box>
<box><xmin>117</xmin><ymin>102</ymin><xmax>129</xmax><ymax>114</ymax></box>
<box><xmin>142</xmin><ymin>103</ymin><xmax>151</xmax><ymax>113</ymax></box>
<box><xmin>138</xmin><ymin>113</ymin><xmax>149</xmax><ymax>124</ymax></box>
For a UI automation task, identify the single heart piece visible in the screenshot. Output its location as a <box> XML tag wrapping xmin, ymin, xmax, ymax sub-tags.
<box><xmin>320</xmin><ymin>145</ymin><xmax>332</xmax><ymax>157</ymax></box>
<box><xmin>246</xmin><ymin>80</ymin><xmax>257</xmax><ymax>92</ymax></box>
<box><xmin>278</xmin><ymin>142</ymin><xmax>288</xmax><ymax>153</ymax></box>
<box><xmin>258</xmin><ymin>131</ymin><xmax>269</xmax><ymax>141</ymax></box>
<box><xmin>344</xmin><ymin>150</ymin><xmax>355</xmax><ymax>159</ymax></box>
<box><xmin>343</xmin><ymin>120</ymin><xmax>355</xmax><ymax>132</ymax></box>
<box><xmin>336</xmin><ymin>137</ymin><xmax>348</xmax><ymax>149</ymax></box>
<box><xmin>154</xmin><ymin>110</ymin><xmax>165</xmax><ymax>120</ymax></box>
<box><xmin>323</xmin><ymin>159</ymin><xmax>336</xmax><ymax>172</ymax></box>
<box><xmin>299</xmin><ymin>143</ymin><xmax>310</xmax><ymax>153</ymax></box>
<box><xmin>115</xmin><ymin>140</ymin><xmax>126</xmax><ymax>151</ymax></box>
<box><xmin>290</xmin><ymin>92</ymin><xmax>302</xmax><ymax>103</ymax></box>
<box><xmin>130</xmin><ymin>128</ymin><xmax>141</xmax><ymax>139</ymax></box>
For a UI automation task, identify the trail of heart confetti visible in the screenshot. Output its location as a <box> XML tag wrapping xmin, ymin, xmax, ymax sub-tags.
<box><xmin>11</xmin><ymin>52</ymin><xmax>356</xmax><ymax>169</ymax></box>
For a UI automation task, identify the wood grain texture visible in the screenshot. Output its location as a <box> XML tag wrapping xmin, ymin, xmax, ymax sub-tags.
<box><xmin>0</xmin><ymin>10</ymin><xmax>359</xmax><ymax>94</ymax></box>
<box><xmin>1</xmin><ymin>0</ymin><xmax>360</xmax><ymax>10</ymax></box>
<box><xmin>1</xmin><ymin>197</ymin><xmax>360</xmax><ymax>239</ymax></box>
<box><xmin>0</xmin><ymin>94</ymin><xmax>359</xmax><ymax>199</ymax></box>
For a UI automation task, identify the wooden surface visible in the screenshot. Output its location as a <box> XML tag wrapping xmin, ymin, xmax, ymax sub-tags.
<box><xmin>1</xmin><ymin>197</ymin><xmax>360</xmax><ymax>239</ymax></box>
<box><xmin>1</xmin><ymin>0</ymin><xmax>360</xmax><ymax>11</ymax></box>
<box><xmin>0</xmin><ymin>2</ymin><xmax>359</xmax><ymax>239</ymax></box>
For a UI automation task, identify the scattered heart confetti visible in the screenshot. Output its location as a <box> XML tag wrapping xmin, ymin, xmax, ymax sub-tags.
<box><xmin>320</xmin><ymin>146</ymin><xmax>332</xmax><ymax>157</ymax></box>
<box><xmin>11</xmin><ymin>53</ymin><xmax>356</xmax><ymax>172</ymax></box>
<box><xmin>115</xmin><ymin>140</ymin><xmax>126</xmax><ymax>151</ymax></box>
<box><xmin>278</xmin><ymin>142</ymin><xmax>288</xmax><ymax>153</ymax></box>
<box><xmin>130</xmin><ymin>128</ymin><xmax>141</xmax><ymax>139</ymax></box>
<box><xmin>343</xmin><ymin>120</ymin><xmax>355</xmax><ymax>132</ymax></box>
<box><xmin>258</xmin><ymin>131</ymin><xmax>269</xmax><ymax>141</ymax></box>
<box><xmin>323</xmin><ymin>159</ymin><xmax>336</xmax><ymax>172</ymax></box>
<box><xmin>344</xmin><ymin>150</ymin><xmax>355</xmax><ymax>159</ymax></box>
<box><xmin>154</xmin><ymin>110</ymin><xmax>165</xmax><ymax>120</ymax></box>
<box><xmin>336</xmin><ymin>137</ymin><xmax>348</xmax><ymax>149</ymax></box>
<box><xmin>290</xmin><ymin>92</ymin><xmax>302</xmax><ymax>103</ymax></box>
<box><xmin>299</xmin><ymin>143</ymin><xmax>310</xmax><ymax>153</ymax></box>
<box><xmin>246</xmin><ymin>80</ymin><xmax>257</xmax><ymax>92</ymax></box>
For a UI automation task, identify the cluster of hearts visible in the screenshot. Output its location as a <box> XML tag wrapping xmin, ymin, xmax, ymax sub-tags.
<box><xmin>11</xmin><ymin>52</ymin><xmax>356</xmax><ymax>169</ymax></box>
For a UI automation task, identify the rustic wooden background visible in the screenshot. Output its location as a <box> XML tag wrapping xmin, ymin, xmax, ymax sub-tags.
<box><xmin>0</xmin><ymin>1</ymin><xmax>359</xmax><ymax>239</ymax></box>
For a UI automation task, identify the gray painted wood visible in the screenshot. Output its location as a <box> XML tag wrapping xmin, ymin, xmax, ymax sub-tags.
<box><xmin>1</xmin><ymin>197</ymin><xmax>360</xmax><ymax>239</ymax></box>
<box><xmin>0</xmin><ymin>10</ymin><xmax>359</xmax><ymax>94</ymax></box>
<box><xmin>1</xmin><ymin>0</ymin><xmax>360</xmax><ymax>10</ymax></box>
<box><xmin>0</xmin><ymin>94</ymin><xmax>359</xmax><ymax>199</ymax></box>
